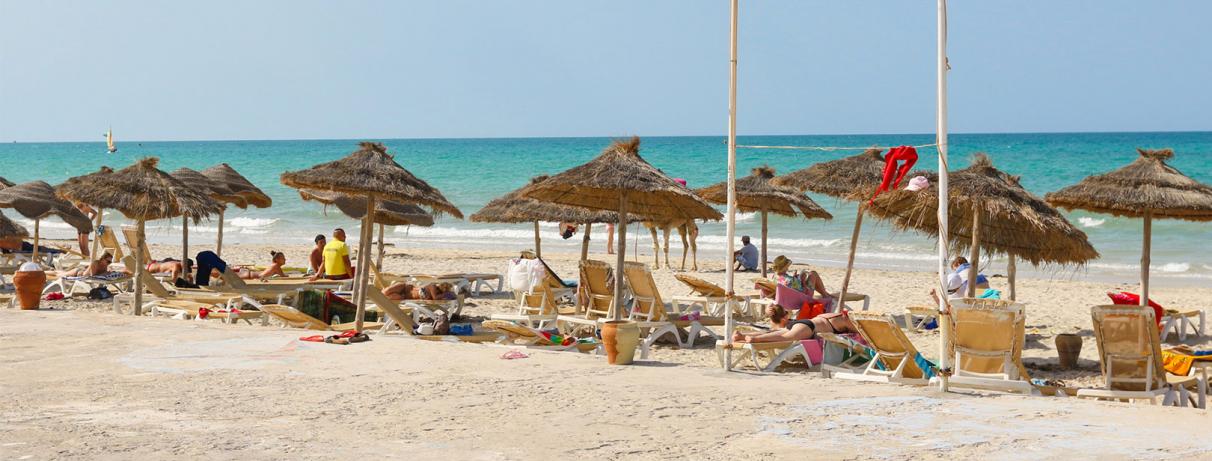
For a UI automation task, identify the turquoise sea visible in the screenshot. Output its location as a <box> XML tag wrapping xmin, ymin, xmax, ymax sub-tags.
<box><xmin>2</xmin><ymin>132</ymin><xmax>1210</xmax><ymax>285</ymax></box>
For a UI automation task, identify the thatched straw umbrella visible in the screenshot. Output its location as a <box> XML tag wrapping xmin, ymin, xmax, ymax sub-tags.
<box><xmin>281</xmin><ymin>142</ymin><xmax>462</xmax><ymax>331</ymax></box>
<box><xmin>523</xmin><ymin>137</ymin><xmax>722</xmax><ymax>321</ymax></box>
<box><xmin>60</xmin><ymin>167</ymin><xmax>114</xmax><ymax>259</ymax></box>
<box><xmin>200</xmin><ymin>163</ymin><xmax>273</xmax><ymax>257</ymax></box>
<box><xmin>0</xmin><ymin>211</ymin><xmax>30</xmax><ymax>242</ymax></box>
<box><xmin>1047</xmin><ymin>148</ymin><xmax>1212</xmax><ymax>306</ymax></box>
<box><xmin>298</xmin><ymin>188</ymin><xmax>434</xmax><ymax>270</ymax></box>
<box><xmin>57</xmin><ymin>158</ymin><xmax>223</xmax><ymax>315</ymax></box>
<box><xmin>696</xmin><ymin>166</ymin><xmax>832</xmax><ymax>277</ymax></box>
<box><xmin>471</xmin><ymin>175</ymin><xmax>617</xmax><ymax>262</ymax></box>
<box><xmin>172</xmin><ymin>168</ymin><xmax>243</xmax><ymax>272</ymax></box>
<box><xmin>0</xmin><ymin>181</ymin><xmax>95</xmax><ymax>262</ymax></box>
<box><xmin>773</xmin><ymin>148</ymin><xmax>888</xmax><ymax>300</ymax></box>
<box><xmin>865</xmin><ymin>153</ymin><xmax>1098</xmax><ymax>299</ymax></box>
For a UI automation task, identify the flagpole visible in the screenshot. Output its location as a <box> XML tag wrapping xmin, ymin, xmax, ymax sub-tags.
<box><xmin>723</xmin><ymin>0</ymin><xmax>739</xmax><ymax>371</ymax></box>
<box><xmin>936</xmin><ymin>0</ymin><xmax>951</xmax><ymax>390</ymax></box>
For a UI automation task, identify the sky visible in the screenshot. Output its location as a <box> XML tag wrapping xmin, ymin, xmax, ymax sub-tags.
<box><xmin>1</xmin><ymin>1</ymin><xmax>1209</xmax><ymax>142</ymax></box>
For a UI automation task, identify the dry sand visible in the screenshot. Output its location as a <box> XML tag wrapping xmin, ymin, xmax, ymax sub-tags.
<box><xmin>4</xmin><ymin>242</ymin><xmax>1212</xmax><ymax>459</ymax></box>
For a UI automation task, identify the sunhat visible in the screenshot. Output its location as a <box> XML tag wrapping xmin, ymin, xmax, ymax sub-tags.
<box><xmin>772</xmin><ymin>255</ymin><xmax>792</xmax><ymax>273</ymax></box>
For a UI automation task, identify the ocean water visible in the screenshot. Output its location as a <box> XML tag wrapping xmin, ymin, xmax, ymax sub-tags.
<box><xmin>2</xmin><ymin>132</ymin><xmax>1210</xmax><ymax>285</ymax></box>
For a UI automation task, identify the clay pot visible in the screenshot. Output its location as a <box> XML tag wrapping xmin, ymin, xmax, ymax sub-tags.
<box><xmin>601</xmin><ymin>320</ymin><xmax>640</xmax><ymax>365</ymax></box>
<box><xmin>12</xmin><ymin>269</ymin><xmax>47</xmax><ymax>310</ymax></box>
<box><xmin>1055</xmin><ymin>333</ymin><xmax>1083</xmax><ymax>369</ymax></box>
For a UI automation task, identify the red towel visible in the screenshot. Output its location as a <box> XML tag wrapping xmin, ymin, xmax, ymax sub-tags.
<box><xmin>870</xmin><ymin>146</ymin><xmax>918</xmax><ymax>203</ymax></box>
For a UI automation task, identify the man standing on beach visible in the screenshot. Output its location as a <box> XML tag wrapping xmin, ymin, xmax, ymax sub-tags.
<box><xmin>313</xmin><ymin>228</ymin><xmax>354</xmax><ymax>281</ymax></box>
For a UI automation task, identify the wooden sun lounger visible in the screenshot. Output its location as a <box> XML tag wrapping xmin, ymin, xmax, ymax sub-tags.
<box><xmin>1078</xmin><ymin>305</ymin><xmax>1205</xmax><ymax>408</ymax></box>
<box><xmin>830</xmin><ymin>312</ymin><xmax>933</xmax><ymax>386</ymax></box>
<box><xmin>947</xmin><ymin>298</ymin><xmax>1034</xmax><ymax>394</ymax></box>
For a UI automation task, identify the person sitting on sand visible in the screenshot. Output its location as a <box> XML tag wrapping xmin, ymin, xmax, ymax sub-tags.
<box><xmin>381</xmin><ymin>281</ymin><xmax>455</xmax><ymax>301</ymax></box>
<box><xmin>733</xmin><ymin>235</ymin><xmax>758</xmax><ymax>271</ymax></box>
<box><xmin>234</xmin><ymin>251</ymin><xmax>287</xmax><ymax>280</ymax></box>
<box><xmin>732</xmin><ymin>304</ymin><xmax>856</xmax><ymax>343</ymax></box>
<box><xmin>308</xmin><ymin>234</ymin><xmax>325</xmax><ymax>276</ymax></box>
<box><xmin>145</xmin><ymin>257</ymin><xmax>190</xmax><ymax>281</ymax></box>
<box><xmin>59</xmin><ymin>252</ymin><xmax>129</xmax><ymax>277</ymax></box>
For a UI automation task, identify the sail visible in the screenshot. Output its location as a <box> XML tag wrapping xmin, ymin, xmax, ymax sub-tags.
<box><xmin>106</xmin><ymin>128</ymin><xmax>116</xmax><ymax>152</ymax></box>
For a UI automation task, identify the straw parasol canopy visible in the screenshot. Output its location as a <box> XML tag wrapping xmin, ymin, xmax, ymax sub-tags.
<box><xmin>522</xmin><ymin>137</ymin><xmax>721</xmax><ymax>221</ymax></box>
<box><xmin>0</xmin><ymin>211</ymin><xmax>30</xmax><ymax>241</ymax></box>
<box><xmin>57</xmin><ymin>157</ymin><xmax>223</xmax><ymax>315</ymax></box>
<box><xmin>0</xmin><ymin>181</ymin><xmax>94</xmax><ymax>233</ymax></box>
<box><xmin>0</xmin><ymin>180</ymin><xmax>95</xmax><ymax>262</ymax></box>
<box><xmin>281</xmin><ymin>142</ymin><xmax>462</xmax><ymax>218</ymax></box>
<box><xmin>696</xmin><ymin>166</ymin><xmax>831</xmax><ymax>276</ymax></box>
<box><xmin>58</xmin><ymin>158</ymin><xmax>222</xmax><ymax>222</ymax></box>
<box><xmin>773</xmin><ymin>148</ymin><xmax>887</xmax><ymax>197</ymax></box>
<box><xmin>1046</xmin><ymin>149</ymin><xmax>1212</xmax><ymax>221</ymax></box>
<box><xmin>1046</xmin><ymin>148</ymin><xmax>1212</xmax><ymax>305</ymax></box>
<box><xmin>201</xmin><ymin>163</ymin><xmax>271</xmax><ymax>209</ymax></box>
<box><xmin>471</xmin><ymin>175</ymin><xmax>617</xmax><ymax>260</ymax></box>
<box><xmin>298</xmin><ymin>189</ymin><xmax>434</xmax><ymax>227</ymax></box>
<box><xmin>865</xmin><ymin>153</ymin><xmax>1098</xmax><ymax>299</ymax></box>
<box><xmin>523</xmin><ymin>137</ymin><xmax>722</xmax><ymax>321</ymax></box>
<box><xmin>199</xmin><ymin>163</ymin><xmax>273</xmax><ymax>257</ymax></box>
<box><xmin>281</xmin><ymin>141</ymin><xmax>463</xmax><ymax>331</ymax></box>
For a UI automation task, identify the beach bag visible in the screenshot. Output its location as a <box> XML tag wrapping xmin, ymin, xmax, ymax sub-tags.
<box><xmin>87</xmin><ymin>287</ymin><xmax>113</xmax><ymax>300</ymax></box>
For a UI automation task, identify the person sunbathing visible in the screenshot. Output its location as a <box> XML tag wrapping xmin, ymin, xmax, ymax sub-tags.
<box><xmin>145</xmin><ymin>257</ymin><xmax>190</xmax><ymax>281</ymax></box>
<box><xmin>381</xmin><ymin>281</ymin><xmax>454</xmax><ymax>301</ymax></box>
<box><xmin>732</xmin><ymin>305</ymin><xmax>856</xmax><ymax>344</ymax></box>
<box><xmin>234</xmin><ymin>251</ymin><xmax>288</xmax><ymax>280</ymax></box>
<box><xmin>59</xmin><ymin>252</ymin><xmax>129</xmax><ymax>277</ymax></box>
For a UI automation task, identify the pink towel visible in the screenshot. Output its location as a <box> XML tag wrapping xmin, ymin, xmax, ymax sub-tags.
<box><xmin>800</xmin><ymin>339</ymin><xmax>825</xmax><ymax>365</ymax></box>
<box><xmin>774</xmin><ymin>285</ymin><xmax>834</xmax><ymax>313</ymax></box>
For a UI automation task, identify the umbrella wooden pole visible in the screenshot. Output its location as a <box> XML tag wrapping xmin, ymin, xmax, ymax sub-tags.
<box><xmin>32</xmin><ymin>219</ymin><xmax>40</xmax><ymax>262</ymax></box>
<box><xmin>614</xmin><ymin>193</ymin><xmax>628</xmax><ymax>321</ymax></box>
<box><xmin>376</xmin><ymin>223</ymin><xmax>386</xmax><ymax>271</ymax></box>
<box><xmin>580</xmin><ymin>223</ymin><xmax>591</xmax><ymax>263</ymax></box>
<box><xmin>216</xmin><ymin>208</ymin><xmax>225</xmax><ymax>257</ymax></box>
<box><xmin>1008</xmin><ymin>254</ymin><xmax>1017</xmax><ymax>301</ymax></box>
<box><xmin>90</xmin><ymin>209</ymin><xmax>103</xmax><ymax>262</ymax></box>
<box><xmin>133</xmin><ymin>219</ymin><xmax>145</xmax><ymax>316</ymax></box>
<box><xmin>533</xmin><ymin>221</ymin><xmax>542</xmax><ymax>259</ymax></box>
<box><xmin>838</xmin><ymin>205</ymin><xmax>866</xmax><ymax>307</ymax></box>
<box><xmin>967</xmin><ymin>206</ymin><xmax>981</xmax><ymax>298</ymax></box>
<box><xmin>182</xmin><ymin>217</ymin><xmax>189</xmax><ymax>278</ymax></box>
<box><xmin>354</xmin><ymin>195</ymin><xmax>376</xmax><ymax>331</ymax></box>
<box><xmin>1141</xmin><ymin>210</ymin><xmax>1152</xmax><ymax>307</ymax></box>
<box><xmin>760</xmin><ymin>210</ymin><xmax>768</xmax><ymax>277</ymax></box>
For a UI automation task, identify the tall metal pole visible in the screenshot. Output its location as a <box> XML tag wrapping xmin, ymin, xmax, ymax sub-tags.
<box><xmin>936</xmin><ymin>0</ymin><xmax>951</xmax><ymax>389</ymax></box>
<box><xmin>723</xmin><ymin>0</ymin><xmax>739</xmax><ymax>370</ymax></box>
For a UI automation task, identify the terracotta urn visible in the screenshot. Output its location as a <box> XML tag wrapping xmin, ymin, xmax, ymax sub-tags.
<box><xmin>13</xmin><ymin>263</ymin><xmax>47</xmax><ymax>310</ymax></box>
<box><xmin>1055</xmin><ymin>333</ymin><xmax>1083</xmax><ymax>369</ymax></box>
<box><xmin>601</xmin><ymin>319</ymin><xmax>640</xmax><ymax>365</ymax></box>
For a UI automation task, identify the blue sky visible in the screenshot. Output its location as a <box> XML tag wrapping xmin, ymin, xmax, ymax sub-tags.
<box><xmin>1</xmin><ymin>1</ymin><xmax>1209</xmax><ymax>142</ymax></box>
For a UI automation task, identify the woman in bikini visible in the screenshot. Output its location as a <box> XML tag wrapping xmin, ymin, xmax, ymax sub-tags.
<box><xmin>381</xmin><ymin>281</ymin><xmax>454</xmax><ymax>301</ymax></box>
<box><xmin>145</xmin><ymin>257</ymin><xmax>189</xmax><ymax>281</ymax></box>
<box><xmin>235</xmin><ymin>251</ymin><xmax>287</xmax><ymax>280</ymax></box>
<box><xmin>732</xmin><ymin>304</ymin><xmax>857</xmax><ymax>343</ymax></box>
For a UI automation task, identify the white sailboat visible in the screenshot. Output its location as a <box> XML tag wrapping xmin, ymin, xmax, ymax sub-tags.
<box><xmin>105</xmin><ymin>127</ymin><xmax>117</xmax><ymax>153</ymax></box>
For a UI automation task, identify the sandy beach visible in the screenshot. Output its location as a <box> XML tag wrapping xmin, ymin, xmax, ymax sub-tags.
<box><xmin>5</xmin><ymin>242</ymin><xmax>1212</xmax><ymax>459</ymax></box>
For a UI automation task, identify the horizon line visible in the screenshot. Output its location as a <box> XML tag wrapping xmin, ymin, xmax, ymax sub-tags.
<box><xmin>4</xmin><ymin>128</ymin><xmax>1210</xmax><ymax>145</ymax></box>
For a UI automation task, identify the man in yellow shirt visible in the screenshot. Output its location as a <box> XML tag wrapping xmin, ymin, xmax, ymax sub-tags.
<box><xmin>314</xmin><ymin>228</ymin><xmax>354</xmax><ymax>281</ymax></box>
